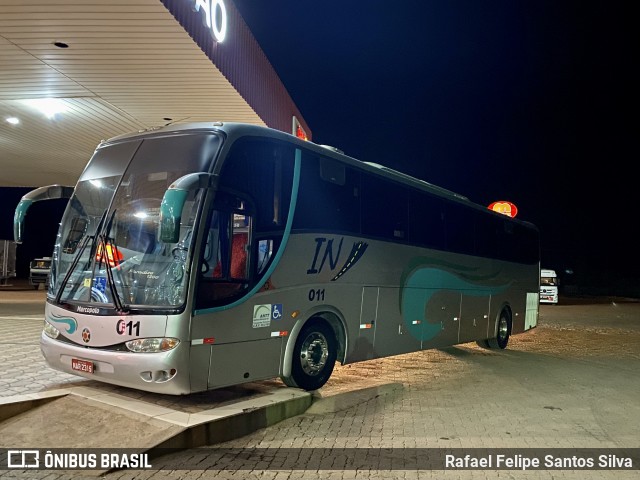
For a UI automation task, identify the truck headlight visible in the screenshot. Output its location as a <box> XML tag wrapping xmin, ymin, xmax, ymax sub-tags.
<box><xmin>125</xmin><ymin>338</ymin><xmax>179</xmax><ymax>353</ymax></box>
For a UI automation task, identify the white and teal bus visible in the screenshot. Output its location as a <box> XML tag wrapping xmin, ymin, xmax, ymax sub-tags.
<box><xmin>14</xmin><ymin>123</ymin><xmax>540</xmax><ymax>395</ymax></box>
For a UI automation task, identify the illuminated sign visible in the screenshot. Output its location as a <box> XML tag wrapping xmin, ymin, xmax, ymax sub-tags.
<box><xmin>488</xmin><ymin>201</ymin><xmax>518</xmax><ymax>218</ymax></box>
<box><xmin>191</xmin><ymin>0</ymin><xmax>228</xmax><ymax>43</ymax></box>
<box><xmin>292</xmin><ymin>116</ymin><xmax>308</xmax><ymax>141</ymax></box>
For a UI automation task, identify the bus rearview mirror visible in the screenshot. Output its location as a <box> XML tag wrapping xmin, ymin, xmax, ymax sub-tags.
<box><xmin>13</xmin><ymin>185</ymin><xmax>73</xmax><ymax>243</ymax></box>
<box><xmin>159</xmin><ymin>172</ymin><xmax>216</xmax><ymax>243</ymax></box>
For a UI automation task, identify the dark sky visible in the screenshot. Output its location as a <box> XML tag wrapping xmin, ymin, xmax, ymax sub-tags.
<box><xmin>232</xmin><ymin>0</ymin><xmax>637</xmax><ymax>287</ymax></box>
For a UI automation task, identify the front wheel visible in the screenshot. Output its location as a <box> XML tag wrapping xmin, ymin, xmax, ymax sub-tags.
<box><xmin>285</xmin><ymin>320</ymin><xmax>337</xmax><ymax>391</ymax></box>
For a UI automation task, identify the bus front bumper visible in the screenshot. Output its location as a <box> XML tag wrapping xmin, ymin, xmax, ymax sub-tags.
<box><xmin>40</xmin><ymin>332</ymin><xmax>192</xmax><ymax>395</ymax></box>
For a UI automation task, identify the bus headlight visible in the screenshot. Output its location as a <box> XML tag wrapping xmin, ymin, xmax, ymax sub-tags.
<box><xmin>125</xmin><ymin>338</ymin><xmax>180</xmax><ymax>353</ymax></box>
<box><xmin>43</xmin><ymin>321</ymin><xmax>59</xmax><ymax>339</ymax></box>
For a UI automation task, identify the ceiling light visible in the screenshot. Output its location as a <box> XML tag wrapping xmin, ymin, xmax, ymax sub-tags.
<box><xmin>6</xmin><ymin>117</ymin><xmax>20</xmax><ymax>125</ymax></box>
<box><xmin>22</xmin><ymin>98</ymin><xmax>69</xmax><ymax>119</ymax></box>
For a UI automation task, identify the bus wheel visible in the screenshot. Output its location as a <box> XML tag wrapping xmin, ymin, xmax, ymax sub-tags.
<box><xmin>289</xmin><ymin>320</ymin><xmax>337</xmax><ymax>391</ymax></box>
<box><xmin>487</xmin><ymin>309</ymin><xmax>512</xmax><ymax>349</ymax></box>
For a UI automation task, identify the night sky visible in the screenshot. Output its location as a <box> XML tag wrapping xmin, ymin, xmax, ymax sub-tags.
<box><xmin>232</xmin><ymin>0</ymin><xmax>637</xmax><ymax>292</ymax></box>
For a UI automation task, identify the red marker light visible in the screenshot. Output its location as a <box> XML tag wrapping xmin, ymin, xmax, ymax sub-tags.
<box><xmin>296</xmin><ymin>125</ymin><xmax>308</xmax><ymax>141</ymax></box>
<box><xmin>292</xmin><ymin>115</ymin><xmax>308</xmax><ymax>141</ymax></box>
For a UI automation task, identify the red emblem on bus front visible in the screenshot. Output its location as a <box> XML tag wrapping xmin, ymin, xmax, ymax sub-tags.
<box><xmin>81</xmin><ymin>327</ymin><xmax>91</xmax><ymax>343</ymax></box>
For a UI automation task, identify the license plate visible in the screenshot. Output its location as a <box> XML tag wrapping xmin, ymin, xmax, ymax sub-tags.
<box><xmin>71</xmin><ymin>358</ymin><xmax>94</xmax><ymax>374</ymax></box>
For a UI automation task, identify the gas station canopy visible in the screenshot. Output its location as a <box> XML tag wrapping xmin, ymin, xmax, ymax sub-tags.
<box><xmin>0</xmin><ymin>0</ymin><xmax>310</xmax><ymax>187</ymax></box>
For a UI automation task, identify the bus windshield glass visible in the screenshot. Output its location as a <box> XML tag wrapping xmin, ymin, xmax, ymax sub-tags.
<box><xmin>49</xmin><ymin>132</ymin><xmax>221</xmax><ymax>309</ymax></box>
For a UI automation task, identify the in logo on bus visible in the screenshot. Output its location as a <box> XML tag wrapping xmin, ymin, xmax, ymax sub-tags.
<box><xmin>306</xmin><ymin>237</ymin><xmax>368</xmax><ymax>280</ymax></box>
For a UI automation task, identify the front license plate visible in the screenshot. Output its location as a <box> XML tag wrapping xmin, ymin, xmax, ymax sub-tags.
<box><xmin>71</xmin><ymin>358</ymin><xmax>94</xmax><ymax>374</ymax></box>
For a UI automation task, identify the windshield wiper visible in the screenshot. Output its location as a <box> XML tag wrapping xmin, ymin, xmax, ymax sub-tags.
<box><xmin>97</xmin><ymin>233</ymin><xmax>127</xmax><ymax>313</ymax></box>
<box><xmin>97</xmin><ymin>210</ymin><xmax>129</xmax><ymax>313</ymax></box>
<box><xmin>54</xmin><ymin>210</ymin><xmax>109</xmax><ymax>305</ymax></box>
<box><xmin>55</xmin><ymin>209</ymin><xmax>127</xmax><ymax>312</ymax></box>
<box><xmin>54</xmin><ymin>234</ymin><xmax>92</xmax><ymax>305</ymax></box>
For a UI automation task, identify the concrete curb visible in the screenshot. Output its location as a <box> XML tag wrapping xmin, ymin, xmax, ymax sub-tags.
<box><xmin>0</xmin><ymin>389</ymin><xmax>68</xmax><ymax>423</ymax></box>
<box><xmin>0</xmin><ymin>385</ymin><xmax>313</xmax><ymax>451</ymax></box>
<box><xmin>151</xmin><ymin>390</ymin><xmax>313</xmax><ymax>451</ymax></box>
<box><xmin>307</xmin><ymin>382</ymin><xmax>404</xmax><ymax>415</ymax></box>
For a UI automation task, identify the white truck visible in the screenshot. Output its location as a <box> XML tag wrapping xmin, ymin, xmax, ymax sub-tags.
<box><xmin>540</xmin><ymin>268</ymin><xmax>559</xmax><ymax>304</ymax></box>
<box><xmin>29</xmin><ymin>256</ymin><xmax>52</xmax><ymax>290</ymax></box>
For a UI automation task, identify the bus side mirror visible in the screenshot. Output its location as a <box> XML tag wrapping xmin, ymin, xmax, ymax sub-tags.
<box><xmin>159</xmin><ymin>172</ymin><xmax>217</xmax><ymax>243</ymax></box>
<box><xmin>14</xmin><ymin>185</ymin><xmax>73</xmax><ymax>243</ymax></box>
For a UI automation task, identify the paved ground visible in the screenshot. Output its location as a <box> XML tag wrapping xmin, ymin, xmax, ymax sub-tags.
<box><xmin>0</xmin><ymin>284</ymin><xmax>639</xmax><ymax>479</ymax></box>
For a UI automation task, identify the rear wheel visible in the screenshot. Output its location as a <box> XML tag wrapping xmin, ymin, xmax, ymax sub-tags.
<box><xmin>285</xmin><ymin>320</ymin><xmax>337</xmax><ymax>391</ymax></box>
<box><xmin>487</xmin><ymin>308</ymin><xmax>512</xmax><ymax>349</ymax></box>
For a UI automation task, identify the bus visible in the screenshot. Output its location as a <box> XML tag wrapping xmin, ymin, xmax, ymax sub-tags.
<box><xmin>14</xmin><ymin>122</ymin><xmax>540</xmax><ymax>395</ymax></box>
<box><xmin>540</xmin><ymin>269</ymin><xmax>559</xmax><ymax>304</ymax></box>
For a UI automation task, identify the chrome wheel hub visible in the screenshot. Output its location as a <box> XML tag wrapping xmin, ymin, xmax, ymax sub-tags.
<box><xmin>300</xmin><ymin>332</ymin><xmax>329</xmax><ymax>376</ymax></box>
<box><xmin>498</xmin><ymin>317</ymin><xmax>509</xmax><ymax>340</ymax></box>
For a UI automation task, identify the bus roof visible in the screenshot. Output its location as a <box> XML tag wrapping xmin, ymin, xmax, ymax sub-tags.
<box><xmin>101</xmin><ymin>122</ymin><xmax>536</xmax><ymax>229</ymax></box>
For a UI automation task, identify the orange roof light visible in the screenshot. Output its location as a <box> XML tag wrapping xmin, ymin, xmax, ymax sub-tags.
<box><xmin>488</xmin><ymin>201</ymin><xmax>518</xmax><ymax>218</ymax></box>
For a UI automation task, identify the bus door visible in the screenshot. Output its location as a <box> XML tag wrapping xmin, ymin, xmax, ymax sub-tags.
<box><xmin>190</xmin><ymin>191</ymin><xmax>284</xmax><ymax>389</ymax></box>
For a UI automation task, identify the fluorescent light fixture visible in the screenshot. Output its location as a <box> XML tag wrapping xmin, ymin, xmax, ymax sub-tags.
<box><xmin>133</xmin><ymin>212</ymin><xmax>148</xmax><ymax>219</ymax></box>
<box><xmin>22</xmin><ymin>98</ymin><xmax>68</xmax><ymax>119</ymax></box>
<box><xmin>6</xmin><ymin>117</ymin><xmax>20</xmax><ymax>125</ymax></box>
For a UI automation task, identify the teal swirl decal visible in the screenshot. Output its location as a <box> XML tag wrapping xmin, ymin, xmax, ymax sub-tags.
<box><xmin>400</xmin><ymin>258</ymin><xmax>511</xmax><ymax>342</ymax></box>
<box><xmin>48</xmin><ymin>313</ymin><xmax>78</xmax><ymax>334</ymax></box>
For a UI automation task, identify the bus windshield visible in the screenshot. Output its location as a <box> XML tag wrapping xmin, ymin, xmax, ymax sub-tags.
<box><xmin>50</xmin><ymin>132</ymin><xmax>221</xmax><ymax>310</ymax></box>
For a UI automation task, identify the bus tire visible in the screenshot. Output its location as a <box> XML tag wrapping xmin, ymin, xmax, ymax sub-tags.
<box><xmin>487</xmin><ymin>308</ymin><xmax>512</xmax><ymax>349</ymax></box>
<box><xmin>287</xmin><ymin>319</ymin><xmax>337</xmax><ymax>391</ymax></box>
